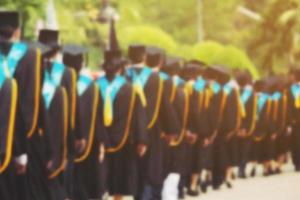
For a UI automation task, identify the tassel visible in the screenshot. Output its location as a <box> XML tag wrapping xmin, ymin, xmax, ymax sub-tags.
<box><xmin>134</xmin><ymin>83</ymin><xmax>147</xmax><ymax>107</ymax></box>
<box><xmin>104</xmin><ymin>89</ymin><xmax>113</xmax><ymax>127</ymax></box>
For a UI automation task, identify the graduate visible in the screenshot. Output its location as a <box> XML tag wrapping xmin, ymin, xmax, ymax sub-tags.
<box><xmin>126</xmin><ymin>44</ymin><xmax>179</xmax><ymax>200</ymax></box>
<box><xmin>0</xmin><ymin>11</ymin><xmax>41</xmax><ymax>200</ymax></box>
<box><xmin>267</xmin><ymin>76</ymin><xmax>289</xmax><ymax>174</ymax></box>
<box><xmin>38</xmin><ymin>29</ymin><xmax>77</xmax><ymax>199</ymax></box>
<box><xmin>95</xmin><ymin>19</ymin><xmax>148</xmax><ymax>200</ymax></box>
<box><xmin>62</xmin><ymin>45</ymin><xmax>105</xmax><ymax>200</ymax></box>
<box><xmin>235</xmin><ymin>70</ymin><xmax>257</xmax><ymax>178</ymax></box>
<box><xmin>160</xmin><ymin>56</ymin><xmax>189</xmax><ymax>200</ymax></box>
<box><xmin>287</xmin><ymin>69</ymin><xmax>300</xmax><ymax>171</ymax></box>
<box><xmin>0</xmin><ymin>13</ymin><xmax>19</xmax><ymax>200</ymax></box>
<box><xmin>176</xmin><ymin>60</ymin><xmax>202</xmax><ymax>197</ymax></box>
<box><xmin>249</xmin><ymin>79</ymin><xmax>272</xmax><ymax>177</ymax></box>
<box><xmin>206</xmin><ymin>66</ymin><xmax>240</xmax><ymax>189</ymax></box>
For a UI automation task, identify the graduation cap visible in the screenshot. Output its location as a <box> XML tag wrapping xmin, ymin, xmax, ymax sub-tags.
<box><xmin>38</xmin><ymin>29</ymin><xmax>60</xmax><ymax>50</ymax></box>
<box><xmin>128</xmin><ymin>44</ymin><xmax>146</xmax><ymax>64</ymax></box>
<box><xmin>0</xmin><ymin>11</ymin><xmax>20</xmax><ymax>29</ymax></box>
<box><xmin>235</xmin><ymin>70</ymin><xmax>252</xmax><ymax>87</ymax></box>
<box><xmin>62</xmin><ymin>44</ymin><xmax>87</xmax><ymax>72</ymax></box>
<box><xmin>185</xmin><ymin>60</ymin><xmax>206</xmax><ymax>74</ymax></box>
<box><xmin>254</xmin><ymin>79</ymin><xmax>267</xmax><ymax>92</ymax></box>
<box><xmin>210</xmin><ymin>65</ymin><xmax>231</xmax><ymax>84</ymax></box>
<box><xmin>161</xmin><ymin>56</ymin><xmax>182</xmax><ymax>75</ymax></box>
<box><xmin>145</xmin><ymin>46</ymin><xmax>164</xmax><ymax>68</ymax></box>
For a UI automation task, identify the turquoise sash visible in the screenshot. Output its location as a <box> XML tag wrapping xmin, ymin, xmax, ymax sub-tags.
<box><xmin>257</xmin><ymin>93</ymin><xmax>269</xmax><ymax>119</ymax></box>
<box><xmin>241</xmin><ymin>87</ymin><xmax>253</xmax><ymax>105</ymax></box>
<box><xmin>0</xmin><ymin>67</ymin><xmax>6</xmax><ymax>89</ymax></box>
<box><xmin>194</xmin><ymin>77</ymin><xmax>206</xmax><ymax>92</ymax></box>
<box><xmin>0</xmin><ymin>42</ymin><xmax>27</xmax><ymax>88</ymax></box>
<box><xmin>42</xmin><ymin>62</ymin><xmax>65</xmax><ymax>109</ymax></box>
<box><xmin>159</xmin><ymin>72</ymin><xmax>169</xmax><ymax>81</ymax></box>
<box><xmin>96</xmin><ymin>75</ymin><xmax>127</xmax><ymax>115</ymax></box>
<box><xmin>291</xmin><ymin>84</ymin><xmax>300</xmax><ymax>100</ymax></box>
<box><xmin>77</xmin><ymin>73</ymin><xmax>93</xmax><ymax>96</ymax></box>
<box><xmin>211</xmin><ymin>81</ymin><xmax>221</xmax><ymax>94</ymax></box>
<box><xmin>126</xmin><ymin>67</ymin><xmax>153</xmax><ymax>89</ymax></box>
<box><xmin>223</xmin><ymin>82</ymin><xmax>233</xmax><ymax>95</ymax></box>
<box><xmin>173</xmin><ymin>76</ymin><xmax>184</xmax><ymax>87</ymax></box>
<box><xmin>271</xmin><ymin>91</ymin><xmax>281</xmax><ymax>101</ymax></box>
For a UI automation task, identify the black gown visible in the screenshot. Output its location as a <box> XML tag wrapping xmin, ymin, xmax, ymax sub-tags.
<box><xmin>0</xmin><ymin>41</ymin><xmax>41</xmax><ymax>200</ymax></box>
<box><xmin>286</xmin><ymin>84</ymin><xmax>300</xmax><ymax>169</ymax></box>
<box><xmin>96</xmin><ymin>78</ymin><xmax>147</xmax><ymax>196</ymax></box>
<box><xmin>127</xmin><ymin>68</ymin><xmax>179</xmax><ymax>194</ymax></box>
<box><xmin>73</xmin><ymin>81</ymin><xmax>105</xmax><ymax>200</ymax></box>
<box><xmin>0</xmin><ymin>79</ymin><xmax>18</xmax><ymax>200</ymax></box>
<box><xmin>251</xmin><ymin>94</ymin><xmax>272</xmax><ymax>163</ymax></box>
<box><xmin>60</xmin><ymin>66</ymin><xmax>77</xmax><ymax>198</ymax></box>
<box><xmin>237</xmin><ymin>88</ymin><xmax>257</xmax><ymax>169</ymax></box>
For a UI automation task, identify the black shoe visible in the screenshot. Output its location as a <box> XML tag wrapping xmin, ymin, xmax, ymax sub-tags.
<box><xmin>200</xmin><ymin>182</ymin><xmax>208</xmax><ymax>193</ymax></box>
<box><xmin>187</xmin><ymin>189</ymin><xmax>199</xmax><ymax>197</ymax></box>
<box><xmin>225</xmin><ymin>181</ymin><xmax>232</xmax><ymax>189</ymax></box>
<box><xmin>274</xmin><ymin>168</ymin><xmax>282</xmax><ymax>174</ymax></box>
<box><xmin>296</xmin><ymin>166</ymin><xmax>300</xmax><ymax>172</ymax></box>
<box><xmin>238</xmin><ymin>170</ymin><xmax>246</xmax><ymax>179</ymax></box>
<box><xmin>179</xmin><ymin>190</ymin><xmax>185</xmax><ymax>200</ymax></box>
<box><xmin>212</xmin><ymin>184</ymin><xmax>220</xmax><ymax>191</ymax></box>
<box><xmin>250</xmin><ymin>168</ymin><xmax>256</xmax><ymax>177</ymax></box>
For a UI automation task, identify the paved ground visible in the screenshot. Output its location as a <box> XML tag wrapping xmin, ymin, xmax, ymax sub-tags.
<box><xmin>194</xmin><ymin>171</ymin><xmax>300</xmax><ymax>200</ymax></box>
<box><xmin>119</xmin><ymin>163</ymin><xmax>300</xmax><ymax>200</ymax></box>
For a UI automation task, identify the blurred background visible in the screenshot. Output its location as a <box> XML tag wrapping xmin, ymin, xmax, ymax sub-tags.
<box><xmin>1</xmin><ymin>0</ymin><xmax>300</xmax><ymax>77</ymax></box>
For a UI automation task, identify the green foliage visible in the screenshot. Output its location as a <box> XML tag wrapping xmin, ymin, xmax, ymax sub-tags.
<box><xmin>119</xmin><ymin>25</ymin><xmax>178</xmax><ymax>54</ymax></box>
<box><xmin>192</xmin><ymin>41</ymin><xmax>259</xmax><ymax>78</ymax></box>
<box><xmin>3</xmin><ymin>0</ymin><xmax>296</xmax><ymax>76</ymax></box>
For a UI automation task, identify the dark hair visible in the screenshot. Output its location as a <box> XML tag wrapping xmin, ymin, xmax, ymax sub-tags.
<box><xmin>0</xmin><ymin>27</ymin><xmax>16</xmax><ymax>40</ymax></box>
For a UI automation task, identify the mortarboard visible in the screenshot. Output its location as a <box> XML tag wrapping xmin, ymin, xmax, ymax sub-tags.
<box><xmin>38</xmin><ymin>29</ymin><xmax>60</xmax><ymax>50</ymax></box>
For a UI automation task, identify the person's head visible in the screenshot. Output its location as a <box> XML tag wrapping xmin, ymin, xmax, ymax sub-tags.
<box><xmin>128</xmin><ymin>44</ymin><xmax>146</xmax><ymax>64</ymax></box>
<box><xmin>211</xmin><ymin>65</ymin><xmax>231</xmax><ymax>85</ymax></box>
<box><xmin>161</xmin><ymin>56</ymin><xmax>182</xmax><ymax>76</ymax></box>
<box><xmin>102</xmin><ymin>49</ymin><xmax>123</xmax><ymax>78</ymax></box>
<box><xmin>38</xmin><ymin>29</ymin><xmax>60</xmax><ymax>59</ymax></box>
<box><xmin>235</xmin><ymin>70</ymin><xmax>252</xmax><ymax>87</ymax></box>
<box><xmin>181</xmin><ymin>61</ymin><xmax>201</xmax><ymax>81</ymax></box>
<box><xmin>254</xmin><ymin>79</ymin><xmax>266</xmax><ymax>92</ymax></box>
<box><xmin>62</xmin><ymin>45</ymin><xmax>87</xmax><ymax>74</ymax></box>
<box><xmin>145</xmin><ymin>46</ymin><xmax>164</xmax><ymax>69</ymax></box>
<box><xmin>0</xmin><ymin>11</ymin><xmax>21</xmax><ymax>41</ymax></box>
<box><xmin>187</xmin><ymin>59</ymin><xmax>206</xmax><ymax>77</ymax></box>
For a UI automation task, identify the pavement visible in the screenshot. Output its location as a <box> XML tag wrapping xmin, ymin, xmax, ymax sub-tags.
<box><xmin>118</xmin><ymin>163</ymin><xmax>300</xmax><ymax>200</ymax></box>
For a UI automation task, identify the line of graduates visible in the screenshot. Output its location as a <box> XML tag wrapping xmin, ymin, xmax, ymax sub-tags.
<box><xmin>1</xmin><ymin>10</ymin><xmax>300</xmax><ymax>200</ymax></box>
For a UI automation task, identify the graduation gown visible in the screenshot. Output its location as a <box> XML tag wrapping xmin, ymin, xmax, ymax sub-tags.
<box><xmin>41</xmin><ymin>61</ymin><xmax>73</xmax><ymax>200</ymax></box>
<box><xmin>237</xmin><ymin>87</ymin><xmax>257</xmax><ymax>167</ymax></box>
<box><xmin>0</xmin><ymin>78</ymin><xmax>18</xmax><ymax>200</ymax></box>
<box><xmin>126</xmin><ymin>67</ymin><xmax>179</xmax><ymax>188</ymax></box>
<box><xmin>73</xmin><ymin>75</ymin><xmax>103</xmax><ymax>200</ymax></box>
<box><xmin>164</xmin><ymin>78</ymin><xmax>189</xmax><ymax>176</ymax></box>
<box><xmin>286</xmin><ymin>83</ymin><xmax>300</xmax><ymax>168</ymax></box>
<box><xmin>59</xmin><ymin>65</ymin><xmax>77</xmax><ymax>198</ymax></box>
<box><xmin>96</xmin><ymin>75</ymin><xmax>147</xmax><ymax>196</ymax></box>
<box><xmin>0</xmin><ymin>41</ymin><xmax>41</xmax><ymax>200</ymax></box>
<box><xmin>251</xmin><ymin>93</ymin><xmax>272</xmax><ymax>163</ymax></box>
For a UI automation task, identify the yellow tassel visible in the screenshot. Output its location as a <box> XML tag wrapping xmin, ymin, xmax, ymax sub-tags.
<box><xmin>296</xmin><ymin>95</ymin><xmax>300</xmax><ymax>109</ymax></box>
<box><xmin>104</xmin><ymin>89</ymin><xmax>113</xmax><ymax>127</ymax></box>
<box><xmin>134</xmin><ymin>83</ymin><xmax>147</xmax><ymax>107</ymax></box>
